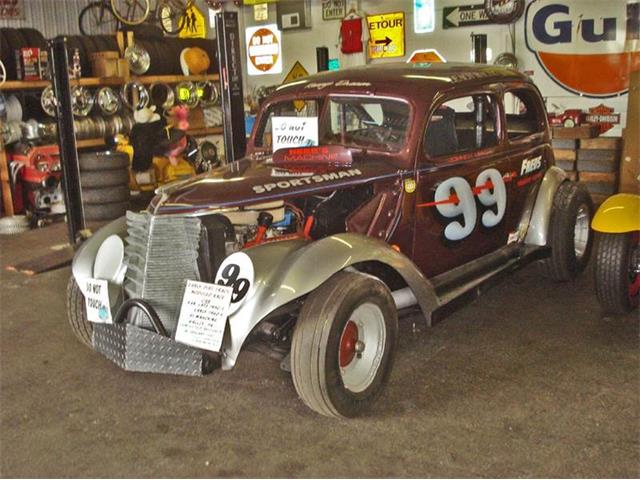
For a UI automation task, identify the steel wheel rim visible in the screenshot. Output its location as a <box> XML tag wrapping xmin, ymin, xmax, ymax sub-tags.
<box><xmin>574</xmin><ymin>205</ymin><xmax>590</xmax><ymax>259</ymax></box>
<box><xmin>339</xmin><ymin>302</ymin><xmax>386</xmax><ymax>393</ymax></box>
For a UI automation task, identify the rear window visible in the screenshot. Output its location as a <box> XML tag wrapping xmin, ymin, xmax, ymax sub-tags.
<box><xmin>504</xmin><ymin>89</ymin><xmax>545</xmax><ymax>140</ymax></box>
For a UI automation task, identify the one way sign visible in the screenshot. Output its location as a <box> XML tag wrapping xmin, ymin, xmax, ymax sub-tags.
<box><xmin>443</xmin><ymin>4</ymin><xmax>491</xmax><ymax>29</ymax></box>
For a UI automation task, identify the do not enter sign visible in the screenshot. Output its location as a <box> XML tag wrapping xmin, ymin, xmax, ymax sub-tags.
<box><xmin>246</xmin><ymin>24</ymin><xmax>283</xmax><ymax>76</ymax></box>
<box><xmin>367</xmin><ymin>12</ymin><xmax>405</xmax><ymax>59</ymax></box>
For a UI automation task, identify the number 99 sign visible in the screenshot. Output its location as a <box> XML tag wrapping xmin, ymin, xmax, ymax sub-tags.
<box><xmin>214</xmin><ymin>252</ymin><xmax>255</xmax><ymax>315</ymax></box>
<box><xmin>430</xmin><ymin>168</ymin><xmax>507</xmax><ymax>241</ymax></box>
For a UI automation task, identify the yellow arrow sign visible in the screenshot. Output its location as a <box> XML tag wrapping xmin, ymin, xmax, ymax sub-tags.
<box><xmin>367</xmin><ymin>12</ymin><xmax>405</xmax><ymax>59</ymax></box>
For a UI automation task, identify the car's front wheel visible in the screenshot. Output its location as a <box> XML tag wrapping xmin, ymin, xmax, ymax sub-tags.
<box><xmin>66</xmin><ymin>276</ymin><xmax>93</xmax><ymax>348</ymax></box>
<box><xmin>291</xmin><ymin>271</ymin><xmax>398</xmax><ymax>418</ymax></box>
<box><xmin>594</xmin><ymin>232</ymin><xmax>640</xmax><ymax>314</ymax></box>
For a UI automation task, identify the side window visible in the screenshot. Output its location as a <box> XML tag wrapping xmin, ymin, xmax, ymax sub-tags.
<box><xmin>424</xmin><ymin>94</ymin><xmax>498</xmax><ymax>159</ymax></box>
<box><xmin>504</xmin><ymin>89</ymin><xmax>545</xmax><ymax>140</ymax></box>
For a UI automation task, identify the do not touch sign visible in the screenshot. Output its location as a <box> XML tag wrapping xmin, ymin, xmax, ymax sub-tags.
<box><xmin>246</xmin><ymin>24</ymin><xmax>283</xmax><ymax>75</ymax></box>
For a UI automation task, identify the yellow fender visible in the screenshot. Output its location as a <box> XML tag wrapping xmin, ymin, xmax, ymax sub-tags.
<box><xmin>591</xmin><ymin>193</ymin><xmax>640</xmax><ymax>233</ymax></box>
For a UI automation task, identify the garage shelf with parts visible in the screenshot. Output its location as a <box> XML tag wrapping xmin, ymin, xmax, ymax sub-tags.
<box><xmin>67</xmin><ymin>63</ymin><xmax>594</xmax><ymax>418</ymax></box>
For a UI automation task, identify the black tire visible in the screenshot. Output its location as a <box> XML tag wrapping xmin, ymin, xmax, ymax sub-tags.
<box><xmin>594</xmin><ymin>232</ymin><xmax>640</xmax><ymax>315</ymax></box>
<box><xmin>1</xmin><ymin>28</ymin><xmax>26</xmax><ymax>80</ymax></box>
<box><xmin>82</xmin><ymin>185</ymin><xmax>130</xmax><ymax>204</ymax></box>
<box><xmin>291</xmin><ymin>271</ymin><xmax>398</xmax><ymax>418</ymax></box>
<box><xmin>539</xmin><ymin>181</ymin><xmax>594</xmax><ymax>281</ymax></box>
<box><xmin>18</xmin><ymin>28</ymin><xmax>46</xmax><ymax>48</ymax></box>
<box><xmin>84</xmin><ymin>201</ymin><xmax>129</xmax><ymax>221</ymax></box>
<box><xmin>66</xmin><ymin>35</ymin><xmax>93</xmax><ymax>78</ymax></box>
<box><xmin>79</xmin><ymin>2</ymin><xmax>119</xmax><ymax>36</ymax></box>
<box><xmin>66</xmin><ymin>276</ymin><xmax>93</xmax><ymax>348</ymax></box>
<box><xmin>80</xmin><ymin>169</ymin><xmax>129</xmax><ymax>188</ymax></box>
<box><xmin>79</xmin><ymin>151</ymin><xmax>129</xmax><ymax>171</ymax></box>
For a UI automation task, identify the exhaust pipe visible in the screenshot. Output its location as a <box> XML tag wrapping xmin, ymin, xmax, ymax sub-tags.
<box><xmin>392</xmin><ymin>287</ymin><xmax>418</xmax><ymax>310</ymax></box>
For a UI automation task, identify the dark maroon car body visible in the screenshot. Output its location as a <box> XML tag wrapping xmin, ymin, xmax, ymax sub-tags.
<box><xmin>151</xmin><ymin>63</ymin><xmax>553</xmax><ymax>277</ymax></box>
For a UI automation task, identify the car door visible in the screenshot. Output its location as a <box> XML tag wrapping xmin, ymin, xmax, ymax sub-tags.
<box><xmin>411</xmin><ymin>89</ymin><xmax>519</xmax><ymax>278</ymax></box>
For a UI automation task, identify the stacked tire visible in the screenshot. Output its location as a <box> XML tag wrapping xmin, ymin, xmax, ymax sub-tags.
<box><xmin>1</xmin><ymin>28</ymin><xmax>47</xmax><ymax>81</ymax></box>
<box><xmin>79</xmin><ymin>151</ymin><xmax>130</xmax><ymax>222</ymax></box>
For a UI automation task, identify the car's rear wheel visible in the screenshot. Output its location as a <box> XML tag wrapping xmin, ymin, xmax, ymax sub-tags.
<box><xmin>539</xmin><ymin>181</ymin><xmax>594</xmax><ymax>281</ymax></box>
<box><xmin>594</xmin><ymin>232</ymin><xmax>640</xmax><ymax>315</ymax></box>
<box><xmin>66</xmin><ymin>276</ymin><xmax>93</xmax><ymax>348</ymax></box>
<box><xmin>290</xmin><ymin>271</ymin><xmax>398</xmax><ymax>418</ymax></box>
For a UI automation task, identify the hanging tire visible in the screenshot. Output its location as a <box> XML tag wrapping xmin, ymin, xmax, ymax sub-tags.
<box><xmin>291</xmin><ymin>271</ymin><xmax>398</xmax><ymax>418</ymax></box>
<box><xmin>84</xmin><ymin>201</ymin><xmax>129</xmax><ymax>221</ymax></box>
<box><xmin>538</xmin><ymin>181</ymin><xmax>594</xmax><ymax>281</ymax></box>
<box><xmin>594</xmin><ymin>232</ymin><xmax>640</xmax><ymax>315</ymax></box>
<box><xmin>66</xmin><ymin>276</ymin><xmax>93</xmax><ymax>348</ymax></box>
<box><xmin>79</xmin><ymin>151</ymin><xmax>129</xmax><ymax>171</ymax></box>
<box><xmin>82</xmin><ymin>185</ymin><xmax>130</xmax><ymax>204</ymax></box>
<box><xmin>80</xmin><ymin>169</ymin><xmax>129</xmax><ymax>188</ymax></box>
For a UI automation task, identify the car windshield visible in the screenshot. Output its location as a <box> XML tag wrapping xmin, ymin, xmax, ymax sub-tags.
<box><xmin>254</xmin><ymin>96</ymin><xmax>410</xmax><ymax>153</ymax></box>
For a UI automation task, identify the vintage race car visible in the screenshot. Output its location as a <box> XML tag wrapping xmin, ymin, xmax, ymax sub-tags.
<box><xmin>67</xmin><ymin>63</ymin><xmax>594</xmax><ymax>418</ymax></box>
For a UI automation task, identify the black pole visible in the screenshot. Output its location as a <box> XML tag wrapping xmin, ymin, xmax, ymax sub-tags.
<box><xmin>471</xmin><ymin>33</ymin><xmax>487</xmax><ymax>64</ymax></box>
<box><xmin>316</xmin><ymin>46</ymin><xmax>329</xmax><ymax>72</ymax></box>
<box><xmin>49</xmin><ymin>37</ymin><xmax>84</xmax><ymax>245</ymax></box>
<box><xmin>215</xmin><ymin>12</ymin><xmax>246</xmax><ymax>162</ymax></box>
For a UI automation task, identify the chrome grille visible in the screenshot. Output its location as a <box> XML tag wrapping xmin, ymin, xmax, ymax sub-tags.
<box><xmin>124</xmin><ymin>211</ymin><xmax>202</xmax><ymax>334</ymax></box>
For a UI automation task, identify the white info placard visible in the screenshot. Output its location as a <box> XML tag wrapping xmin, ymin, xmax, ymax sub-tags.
<box><xmin>175</xmin><ymin>280</ymin><xmax>233</xmax><ymax>352</ymax></box>
<box><xmin>84</xmin><ymin>278</ymin><xmax>112</xmax><ymax>324</ymax></box>
<box><xmin>272</xmin><ymin>116</ymin><xmax>318</xmax><ymax>152</ymax></box>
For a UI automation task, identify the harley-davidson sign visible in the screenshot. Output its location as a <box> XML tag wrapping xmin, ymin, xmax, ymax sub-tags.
<box><xmin>585</xmin><ymin>104</ymin><xmax>621</xmax><ymax>133</ymax></box>
<box><xmin>525</xmin><ymin>0</ymin><xmax>639</xmax><ymax>98</ymax></box>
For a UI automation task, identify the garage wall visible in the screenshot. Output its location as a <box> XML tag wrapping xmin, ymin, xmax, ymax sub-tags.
<box><xmin>239</xmin><ymin>0</ymin><xmax>634</xmax><ymax>136</ymax></box>
<box><xmin>0</xmin><ymin>0</ymin><xmax>87</xmax><ymax>37</ymax></box>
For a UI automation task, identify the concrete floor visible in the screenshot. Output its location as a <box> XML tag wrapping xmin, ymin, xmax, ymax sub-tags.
<box><xmin>1</xmin><ymin>223</ymin><xmax>638</xmax><ymax>478</ymax></box>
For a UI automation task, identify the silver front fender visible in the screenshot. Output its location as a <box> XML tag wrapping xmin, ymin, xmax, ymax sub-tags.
<box><xmin>524</xmin><ymin>166</ymin><xmax>567</xmax><ymax>247</ymax></box>
<box><xmin>71</xmin><ymin>216</ymin><xmax>127</xmax><ymax>296</ymax></box>
<box><xmin>222</xmin><ymin>233</ymin><xmax>438</xmax><ymax>370</ymax></box>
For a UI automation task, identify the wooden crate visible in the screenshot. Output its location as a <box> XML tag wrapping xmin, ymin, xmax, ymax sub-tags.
<box><xmin>551</xmin><ymin>138</ymin><xmax>578</xmax><ymax>149</ymax></box>
<box><xmin>580</xmin><ymin>137</ymin><xmax>622</xmax><ymax>150</ymax></box>
<box><xmin>552</xmin><ymin>124</ymin><xmax>600</xmax><ymax>139</ymax></box>
<box><xmin>554</xmin><ymin>149</ymin><xmax>576</xmax><ymax>161</ymax></box>
<box><xmin>556</xmin><ymin>159</ymin><xmax>576</xmax><ymax>172</ymax></box>
<box><xmin>576</xmin><ymin>148</ymin><xmax>620</xmax><ymax>173</ymax></box>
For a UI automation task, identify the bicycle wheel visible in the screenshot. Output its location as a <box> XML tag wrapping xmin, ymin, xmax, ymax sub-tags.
<box><xmin>158</xmin><ymin>0</ymin><xmax>189</xmax><ymax>35</ymax></box>
<box><xmin>79</xmin><ymin>2</ymin><xmax>119</xmax><ymax>35</ymax></box>
<box><xmin>110</xmin><ymin>0</ymin><xmax>150</xmax><ymax>26</ymax></box>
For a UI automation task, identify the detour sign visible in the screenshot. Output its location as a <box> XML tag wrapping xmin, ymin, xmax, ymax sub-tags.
<box><xmin>367</xmin><ymin>12</ymin><xmax>405</xmax><ymax>59</ymax></box>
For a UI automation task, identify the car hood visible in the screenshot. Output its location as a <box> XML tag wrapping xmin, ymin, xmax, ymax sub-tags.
<box><xmin>149</xmin><ymin>155</ymin><xmax>402</xmax><ymax>215</ymax></box>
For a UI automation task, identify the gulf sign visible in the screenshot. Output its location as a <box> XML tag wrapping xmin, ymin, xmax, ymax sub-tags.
<box><xmin>525</xmin><ymin>0</ymin><xmax>639</xmax><ymax>98</ymax></box>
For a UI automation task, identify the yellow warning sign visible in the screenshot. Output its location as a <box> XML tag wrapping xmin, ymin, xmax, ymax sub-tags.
<box><xmin>284</xmin><ymin>61</ymin><xmax>309</xmax><ymax>84</ymax></box>
<box><xmin>367</xmin><ymin>12</ymin><xmax>405</xmax><ymax>59</ymax></box>
<box><xmin>178</xmin><ymin>4</ymin><xmax>206</xmax><ymax>39</ymax></box>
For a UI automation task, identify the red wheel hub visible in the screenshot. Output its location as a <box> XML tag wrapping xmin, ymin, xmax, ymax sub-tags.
<box><xmin>339</xmin><ymin>321</ymin><xmax>359</xmax><ymax>368</ymax></box>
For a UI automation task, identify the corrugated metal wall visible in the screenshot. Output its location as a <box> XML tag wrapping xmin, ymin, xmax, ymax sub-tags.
<box><xmin>0</xmin><ymin>0</ymin><xmax>87</xmax><ymax>37</ymax></box>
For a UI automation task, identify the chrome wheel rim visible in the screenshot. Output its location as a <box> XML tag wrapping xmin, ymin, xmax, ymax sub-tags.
<box><xmin>339</xmin><ymin>302</ymin><xmax>386</xmax><ymax>393</ymax></box>
<box><xmin>574</xmin><ymin>205</ymin><xmax>590</xmax><ymax>259</ymax></box>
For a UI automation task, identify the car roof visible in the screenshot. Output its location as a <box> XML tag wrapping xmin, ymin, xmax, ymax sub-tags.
<box><xmin>272</xmin><ymin>62</ymin><xmax>531</xmax><ymax>103</ymax></box>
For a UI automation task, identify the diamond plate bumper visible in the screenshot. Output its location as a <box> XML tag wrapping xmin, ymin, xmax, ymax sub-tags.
<box><xmin>92</xmin><ymin>323</ymin><xmax>219</xmax><ymax>376</ymax></box>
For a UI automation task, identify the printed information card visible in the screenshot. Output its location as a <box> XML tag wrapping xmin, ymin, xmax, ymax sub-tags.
<box><xmin>175</xmin><ymin>280</ymin><xmax>233</xmax><ymax>352</ymax></box>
